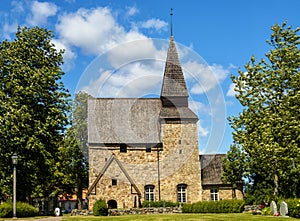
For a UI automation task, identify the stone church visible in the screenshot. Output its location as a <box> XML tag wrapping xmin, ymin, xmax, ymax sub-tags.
<box><xmin>86</xmin><ymin>34</ymin><xmax>243</xmax><ymax>209</ymax></box>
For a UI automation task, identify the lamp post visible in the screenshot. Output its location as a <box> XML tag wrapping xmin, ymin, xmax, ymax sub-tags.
<box><xmin>11</xmin><ymin>153</ymin><xmax>18</xmax><ymax>219</ymax></box>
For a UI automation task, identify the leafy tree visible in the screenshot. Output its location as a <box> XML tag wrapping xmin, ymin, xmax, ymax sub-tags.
<box><xmin>73</xmin><ymin>91</ymin><xmax>92</xmax><ymax>160</ymax></box>
<box><xmin>222</xmin><ymin>143</ymin><xmax>248</xmax><ymax>198</ymax></box>
<box><xmin>56</xmin><ymin>127</ymin><xmax>88</xmax><ymax>210</ymax></box>
<box><xmin>229</xmin><ymin>22</ymin><xmax>300</xmax><ymax>198</ymax></box>
<box><xmin>0</xmin><ymin>26</ymin><xmax>70</xmax><ymax>202</ymax></box>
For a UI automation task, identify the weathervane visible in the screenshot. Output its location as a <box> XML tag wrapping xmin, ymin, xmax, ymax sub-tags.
<box><xmin>170</xmin><ymin>8</ymin><xmax>173</xmax><ymax>36</ymax></box>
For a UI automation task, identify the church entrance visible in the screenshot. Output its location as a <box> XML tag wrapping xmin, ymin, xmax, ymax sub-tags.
<box><xmin>107</xmin><ymin>199</ymin><xmax>117</xmax><ymax>209</ymax></box>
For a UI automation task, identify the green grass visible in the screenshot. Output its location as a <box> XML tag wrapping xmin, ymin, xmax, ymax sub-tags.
<box><xmin>61</xmin><ymin>213</ymin><xmax>297</xmax><ymax>221</ymax></box>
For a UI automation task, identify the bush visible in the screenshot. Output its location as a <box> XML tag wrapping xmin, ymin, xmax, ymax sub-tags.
<box><xmin>261</xmin><ymin>207</ymin><xmax>272</xmax><ymax>215</ymax></box>
<box><xmin>283</xmin><ymin>199</ymin><xmax>300</xmax><ymax>218</ymax></box>
<box><xmin>142</xmin><ymin>200</ymin><xmax>179</xmax><ymax>208</ymax></box>
<box><xmin>0</xmin><ymin>202</ymin><xmax>38</xmax><ymax>218</ymax></box>
<box><xmin>93</xmin><ymin>199</ymin><xmax>108</xmax><ymax>216</ymax></box>
<box><xmin>182</xmin><ymin>200</ymin><xmax>245</xmax><ymax>213</ymax></box>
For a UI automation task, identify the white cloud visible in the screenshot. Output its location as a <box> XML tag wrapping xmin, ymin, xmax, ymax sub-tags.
<box><xmin>226</xmin><ymin>83</ymin><xmax>236</xmax><ymax>97</ymax></box>
<box><xmin>126</xmin><ymin>6</ymin><xmax>139</xmax><ymax>17</ymax></box>
<box><xmin>27</xmin><ymin>1</ymin><xmax>58</xmax><ymax>26</ymax></box>
<box><xmin>140</xmin><ymin>19</ymin><xmax>168</xmax><ymax>31</ymax></box>
<box><xmin>11</xmin><ymin>0</ymin><xmax>24</xmax><ymax>13</ymax></box>
<box><xmin>81</xmin><ymin>60</ymin><xmax>163</xmax><ymax>98</ymax></box>
<box><xmin>2</xmin><ymin>22</ymin><xmax>18</xmax><ymax>40</ymax></box>
<box><xmin>56</xmin><ymin>7</ymin><xmax>150</xmax><ymax>55</ymax></box>
<box><xmin>184</xmin><ymin>62</ymin><xmax>229</xmax><ymax>94</ymax></box>
<box><xmin>51</xmin><ymin>39</ymin><xmax>77</xmax><ymax>71</ymax></box>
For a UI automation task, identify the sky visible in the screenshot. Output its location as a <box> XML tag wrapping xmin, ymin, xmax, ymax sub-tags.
<box><xmin>0</xmin><ymin>0</ymin><xmax>299</xmax><ymax>154</ymax></box>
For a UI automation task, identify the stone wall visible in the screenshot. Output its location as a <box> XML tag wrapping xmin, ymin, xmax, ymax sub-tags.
<box><xmin>202</xmin><ymin>185</ymin><xmax>243</xmax><ymax>201</ymax></box>
<box><xmin>108</xmin><ymin>207</ymin><xmax>182</xmax><ymax>216</ymax></box>
<box><xmin>88</xmin><ymin>122</ymin><xmax>202</xmax><ymax>208</ymax></box>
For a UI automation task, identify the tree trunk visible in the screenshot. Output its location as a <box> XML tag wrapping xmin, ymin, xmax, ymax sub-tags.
<box><xmin>274</xmin><ymin>173</ymin><xmax>279</xmax><ymax>196</ymax></box>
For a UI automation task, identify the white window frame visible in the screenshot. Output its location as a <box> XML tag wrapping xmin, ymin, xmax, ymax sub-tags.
<box><xmin>145</xmin><ymin>185</ymin><xmax>155</xmax><ymax>201</ymax></box>
<box><xmin>210</xmin><ymin>188</ymin><xmax>219</xmax><ymax>201</ymax></box>
<box><xmin>177</xmin><ymin>184</ymin><xmax>187</xmax><ymax>203</ymax></box>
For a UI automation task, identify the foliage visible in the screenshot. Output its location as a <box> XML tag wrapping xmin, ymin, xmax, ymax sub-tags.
<box><xmin>228</xmin><ymin>22</ymin><xmax>300</xmax><ymax>199</ymax></box>
<box><xmin>0</xmin><ymin>26</ymin><xmax>71</xmax><ymax>201</ymax></box>
<box><xmin>282</xmin><ymin>199</ymin><xmax>300</xmax><ymax>218</ymax></box>
<box><xmin>73</xmin><ymin>91</ymin><xmax>93</xmax><ymax>160</ymax></box>
<box><xmin>222</xmin><ymin>143</ymin><xmax>248</xmax><ymax>198</ymax></box>
<box><xmin>182</xmin><ymin>200</ymin><xmax>245</xmax><ymax>213</ymax></box>
<box><xmin>0</xmin><ymin>202</ymin><xmax>38</xmax><ymax>218</ymax></box>
<box><xmin>261</xmin><ymin>207</ymin><xmax>272</xmax><ymax>216</ymax></box>
<box><xmin>93</xmin><ymin>199</ymin><xmax>108</xmax><ymax>216</ymax></box>
<box><xmin>142</xmin><ymin>200</ymin><xmax>179</xmax><ymax>208</ymax></box>
<box><xmin>57</xmin><ymin>128</ymin><xmax>89</xmax><ymax>209</ymax></box>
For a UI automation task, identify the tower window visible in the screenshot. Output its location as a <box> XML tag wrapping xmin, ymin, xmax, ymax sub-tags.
<box><xmin>112</xmin><ymin>179</ymin><xmax>117</xmax><ymax>186</ymax></box>
<box><xmin>177</xmin><ymin>184</ymin><xmax>187</xmax><ymax>203</ymax></box>
<box><xmin>144</xmin><ymin>185</ymin><xmax>155</xmax><ymax>201</ymax></box>
<box><xmin>120</xmin><ymin>143</ymin><xmax>127</xmax><ymax>153</ymax></box>
<box><xmin>210</xmin><ymin>188</ymin><xmax>219</xmax><ymax>201</ymax></box>
<box><xmin>146</xmin><ymin>144</ymin><xmax>151</xmax><ymax>152</ymax></box>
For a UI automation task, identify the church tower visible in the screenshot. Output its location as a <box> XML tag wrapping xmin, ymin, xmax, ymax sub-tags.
<box><xmin>158</xmin><ymin>34</ymin><xmax>202</xmax><ymax>203</ymax></box>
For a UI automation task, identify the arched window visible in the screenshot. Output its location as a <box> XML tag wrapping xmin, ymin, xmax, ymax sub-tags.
<box><xmin>144</xmin><ymin>185</ymin><xmax>155</xmax><ymax>201</ymax></box>
<box><xmin>177</xmin><ymin>184</ymin><xmax>187</xmax><ymax>203</ymax></box>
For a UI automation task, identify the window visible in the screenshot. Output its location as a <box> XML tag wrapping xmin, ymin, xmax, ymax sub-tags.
<box><xmin>210</xmin><ymin>188</ymin><xmax>219</xmax><ymax>201</ymax></box>
<box><xmin>177</xmin><ymin>184</ymin><xmax>187</xmax><ymax>203</ymax></box>
<box><xmin>144</xmin><ymin>185</ymin><xmax>155</xmax><ymax>201</ymax></box>
<box><xmin>120</xmin><ymin>143</ymin><xmax>127</xmax><ymax>153</ymax></box>
<box><xmin>146</xmin><ymin>144</ymin><xmax>151</xmax><ymax>152</ymax></box>
<box><xmin>112</xmin><ymin>179</ymin><xmax>117</xmax><ymax>186</ymax></box>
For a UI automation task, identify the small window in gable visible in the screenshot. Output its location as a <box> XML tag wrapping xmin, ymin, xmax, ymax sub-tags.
<box><xmin>112</xmin><ymin>179</ymin><xmax>117</xmax><ymax>186</ymax></box>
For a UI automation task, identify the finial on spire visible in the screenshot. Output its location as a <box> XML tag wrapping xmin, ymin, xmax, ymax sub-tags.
<box><xmin>170</xmin><ymin>8</ymin><xmax>173</xmax><ymax>37</ymax></box>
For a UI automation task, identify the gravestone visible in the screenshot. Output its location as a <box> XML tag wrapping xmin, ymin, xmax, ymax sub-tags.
<box><xmin>270</xmin><ymin>201</ymin><xmax>278</xmax><ymax>216</ymax></box>
<box><xmin>280</xmin><ymin>201</ymin><xmax>288</xmax><ymax>217</ymax></box>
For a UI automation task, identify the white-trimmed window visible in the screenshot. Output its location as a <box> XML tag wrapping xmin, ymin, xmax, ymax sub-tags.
<box><xmin>145</xmin><ymin>185</ymin><xmax>155</xmax><ymax>201</ymax></box>
<box><xmin>210</xmin><ymin>188</ymin><xmax>219</xmax><ymax>201</ymax></box>
<box><xmin>177</xmin><ymin>184</ymin><xmax>187</xmax><ymax>203</ymax></box>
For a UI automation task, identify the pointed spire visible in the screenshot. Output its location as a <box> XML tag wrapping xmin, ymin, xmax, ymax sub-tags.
<box><xmin>160</xmin><ymin>35</ymin><xmax>189</xmax><ymax>107</ymax></box>
<box><xmin>170</xmin><ymin>8</ymin><xmax>173</xmax><ymax>37</ymax></box>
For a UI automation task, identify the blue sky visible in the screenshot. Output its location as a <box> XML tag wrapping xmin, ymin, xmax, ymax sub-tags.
<box><xmin>1</xmin><ymin>0</ymin><xmax>299</xmax><ymax>154</ymax></box>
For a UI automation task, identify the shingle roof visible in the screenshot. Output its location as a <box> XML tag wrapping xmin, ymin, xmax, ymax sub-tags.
<box><xmin>200</xmin><ymin>154</ymin><xmax>225</xmax><ymax>185</ymax></box>
<box><xmin>160</xmin><ymin>36</ymin><xmax>188</xmax><ymax>98</ymax></box>
<box><xmin>88</xmin><ymin>98</ymin><xmax>162</xmax><ymax>144</ymax></box>
<box><xmin>159</xmin><ymin>107</ymin><xmax>198</xmax><ymax>121</ymax></box>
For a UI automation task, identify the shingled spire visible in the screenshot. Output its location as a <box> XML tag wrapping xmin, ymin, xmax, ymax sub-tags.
<box><xmin>160</xmin><ymin>36</ymin><xmax>189</xmax><ymax>107</ymax></box>
<box><xmin>160</xmin><ymin>33</ymin><xmax>198</xmax><ymax>122</ymax></box>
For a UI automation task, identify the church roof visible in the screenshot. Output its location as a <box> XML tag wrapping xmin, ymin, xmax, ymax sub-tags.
<box><xmin>200</xmin><ymin>154</ymin><xmax>225</xmax><ymax>185</ymax></box>
<box><xmin>160</xmin><ymin>36</ymin><xmax>188</xmax><ymax>98</ymax></box>
<box><xmin>159</xmin><ymin>107</ymin><xmax>198</xmax><ymax>121</ymax></box>
<box><xmin>88</xmin><ymin>98</ymin><xmax>162</xmax><ymax>144</ymax></box>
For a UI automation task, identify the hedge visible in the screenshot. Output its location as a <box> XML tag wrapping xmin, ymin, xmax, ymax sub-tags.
<box><xmin>182</xmin><ymin>200</ymin><xmax>245</xmax><ymax>213</ymax></box>
<box><xmin>93</xmin><ymin>199</ymin><xmax>108</xmax><ymax>216</ymax></box>
<box><xmin>142</xmin><ymin>200</ymin><xmax>179</xmax><ymax>208</ymax></box>
<box><xmin>0</xmin><ymin>202</ymin><xmax>38</xmax><ymax>218</ymax></box>
<box><xmin>281</xmin><ymin>199</ymin><xmax>300</xmax><ymax>218</ymax></box>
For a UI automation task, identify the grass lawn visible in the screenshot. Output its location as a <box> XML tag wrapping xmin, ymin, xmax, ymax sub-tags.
<box><xmin>61</xmin><ymin>213</ymin><xmax>297</xmax><ymax>221</ymax></box>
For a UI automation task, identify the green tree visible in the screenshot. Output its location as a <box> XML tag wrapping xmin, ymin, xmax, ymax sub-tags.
<box><xmin>73</xmin><ymin>91</ymin><xmax>92</xmax><ymax>160</ymax></box>
<box><xmin>72</xmin><ymin>91</ymin><xmax>92</xmax><ymax>209</ymax></box>
<box><xmin>222</xmin><ymin>143</ymin><xmax>248</xmax><ymax>198</ymax></box>
<box><xmin>56</xmin><ymin>127</ymin><xmax>88</xmax><ymax>210</ymax></box>
<box><xmin>229</xmin><ymin>22</ymin><xmax>300</xmax><ymax>198</ymax></box>
<box><xmin>0</xmin><ymin>26</ymin><xmax>70</xmax><ymax>202</ymax></box>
